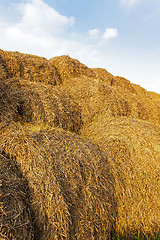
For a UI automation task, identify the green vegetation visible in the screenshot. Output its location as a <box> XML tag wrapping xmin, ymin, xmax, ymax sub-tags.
<box><xmin>112</xmin><ymin>231</ymin><xmax>160</xmax><ymax>240</ymax></box>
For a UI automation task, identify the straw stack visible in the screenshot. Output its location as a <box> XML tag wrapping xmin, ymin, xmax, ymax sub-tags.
<box><xmin>0</xmin><ymin>49</ymin><xmax>62</xmax><ymax>85</ymax></box>
<box><xmin>0</xmin><ymin>49</ymin><xmax>160</xmax><ymax>239</ymax></box>
<box><xmin>0</xmin><ymin>77</ymin><xmax>82</xmax><ymax>133</ymax></box>
<box><xmin>81</xmin><ymin>116</ymin><xmax>160</xmax><ymax>237</ymax></box>
<box><xmin>49</xmin><ymin>55</ymin><xmax>97</xmax><ymax>81</ymax></box>
<box><xmin>56</xmin><ymin>74</ymin><xmax>160</xmax><ymax>126</ymax></box>
<box><xmin>0</xmin><ymin>123</ymin><xmax>117</xmax><ymax>240</ymax></box>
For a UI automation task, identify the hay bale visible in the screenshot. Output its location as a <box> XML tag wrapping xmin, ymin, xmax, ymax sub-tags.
<box><xmin>1</xmin><ymin>49</ymin><xmax>160</xmax><ymax>239</ymax></box>
<box><xmin>93</xmin><ymin>68</ymin><xmax>133</xmax><ymax>91</ymax></box>
<box><xmin>93</xmin><ymin>68</ymin><xmax>114</xmax><ymax>85</ymax></box>
<box><xmin>58</xmin><ymin>75</ymin><xmax>108</xmax><ymax>125</ymax></box>
<box><xmin>81</xmin><ymin>117</ymin><xmax>160</xmax><ymax>237</ymax></box>
<box><xmin>0</xmin><ymin>81</ymin><xmax>14</xmax><ymax>123</ymax></box>
<box><xmin>50</xmin><ymin>55</ymin><xmax>160</xmax><ymax>125</ymax></box>
<box><xmin>0</xmin><ymin>123</ymin><xmax>117</xmax><ymax>239</ymax></box>
<box><xmin>93</xmin><ymin>68</ymin><xmax>148</xmax><ymax>94</ymax></box>
<box><xmin>0</xmin><ymin>153</ymin><xmax>34</xmax><ymax>240</ymax></box>
<box><xmin>49</xmin><ymin>55</ymin><xmax>97</xmax><ymax>81</ymax></box>
<box><xmin>0</xmin><ymin>77</ymin><xmax>82</xmax><ymax>133</ymax></box>
<box><xmin>59</xmin><ymin>74</ymin><xmax>160</xmax><ymax>126</ymax></box>
<box><xmin>92</xmin><ymin>69</ymin><xmax>160</xmax><ymax>124</ymax></box>
<box><xmin>1</xmin><ymin>49</ymin><xmax>160</xmax><ymax>126</ymax></box>
<box><xmin>0</xmin><ymin>49</ymin><xmax>62</xmax><ymax>85</ymax></box>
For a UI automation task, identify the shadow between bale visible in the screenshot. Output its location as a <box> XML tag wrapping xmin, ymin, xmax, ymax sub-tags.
<box><xmin>0</xmin><ymin>152</ymin><xmax>39</xmax><ymax>240</ymax></box>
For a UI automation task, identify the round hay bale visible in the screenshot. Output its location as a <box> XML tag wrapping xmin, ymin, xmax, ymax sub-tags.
<box><xmin>81</xmin><ymin>117</ymin><xmax>160</xmax><ymax>237</ymax></box>
<box><xmin>0</xmin><ymin>77</ymin><xmax>82</xmax><ymax>133</ymax></box>
<box><xmin>93</xmin><ymin>68</ymin><xmax>114</xmax><ymax>85</ymax></box>
<box><xmin>0</xmin><ymin>123</ymin><xmax>70</xmax><ymax>240</ymax></box>
<box><xmin>0</xmin><ymin>49</ymin><xmax>62</xmax><ymax>85</ymax></box>
<box><xmin>59</xmin><ymin>75</ymin><xmax>108</xmax><ymax>125</ymax></box>
<box><xmin>1</xmin><ymin>49</ymin><xmax>160</xmax><ymax>126</ymax></box>
<box><xmin>93</xmin><ymin>68</ymin><xmax>131</xmax><ymax>93</ymax></box>
<box><xmin>0</xmin><ymin>153</ymin><xmax>34</xmax><ymax>240</ymax></box>
<box><xmin>93</xmin><ymin>68</ymin><xmax>148</xmax><ymax>95</ymax></box>
<box><xmin>49</xmin><ymin>55</ymin><xmax>97</xmax><ymax>81</ymax></box>
<box><xmin>0</xmin><ymin>123</ymin><xmax>117</xmax><ymax>240</ymax></box>
<box><xmin>59</xmin><ymin>74</ymin><xmax>160</xmax><ymax>126</ymax></box>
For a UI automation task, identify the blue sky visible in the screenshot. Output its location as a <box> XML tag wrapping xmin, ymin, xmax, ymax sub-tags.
<box><xmin>0</xmin><ymin>0</ymin><xmax>160</xmax><ymax>93</ymax></box>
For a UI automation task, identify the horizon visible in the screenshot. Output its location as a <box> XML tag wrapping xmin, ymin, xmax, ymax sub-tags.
<box><xmin>0</xmin><ymin>0</ymin><xmax>160</xmax><ymax>93</ymax></box>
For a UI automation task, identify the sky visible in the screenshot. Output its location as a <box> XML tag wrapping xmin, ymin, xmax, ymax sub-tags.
<box><xmin>0</xmin><ymin>0</ymin><xmax>160</xmax><ymax>93</ymax></box>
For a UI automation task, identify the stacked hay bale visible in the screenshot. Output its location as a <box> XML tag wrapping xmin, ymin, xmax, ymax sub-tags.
<box><xmin>1</xmin><ymin>49</ymin><xmax>160</xmax><ymax>239</ymax></box>
<box><xmin>0</xmin><ymin>49</ymin><xmax>62</xmax><ymax>85</ymax></box>
<box><xmin>49</xmin><ymin>55</ymin><xmax>97</xmax><ymax>81</ymax></box>
<box><xmin>0</xmin><ymin>123</ymin><xmax>117</xmax><ymax>240</ymax></box>
<box><xmin>93</xmin><ymin>68</ymin><xmax>135</xmax><ymax>93</ymax></box>
<box><xmin>0</xmin><ymin>77</ymin><xmax>82</xmax><ymax>133</ymax></box>
<box><xmin>55</xmin><ymin>72</ymin><xmax>160</xmax><ymax>126</ymax></box>
<box><xmin>81</xmin><ymin>117</ymin><xmax>160</xmax><ymax>237</ymax></box>
<box><xmin>93</xmin><ymin>68</ymin><xmax>160</xmax><ymax>123</ymax></box>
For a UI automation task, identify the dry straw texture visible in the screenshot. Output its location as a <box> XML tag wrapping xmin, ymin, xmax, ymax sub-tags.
<box><xmin>58</xmin><ymin>72</ymin><xmax>160</xmax><ymax>126</ymax></box>
<box><xmin>81</xmin><ymin>117</ymin><xmax>160</xmax><ymax>237</ymax></box>
<box><xmin>0</xmin><ymin>77</ymin><xmax>82</xmax><ymax>133</ymax></box>
<box><xmin>0</xmin><ymin>49</ymin><xmax>61</xmax><ymax>85</ymax></box>
<box><xmin>0</xmin><ymin>123</ymin><xmax>117</xmax><ymax>240</ymax></box>
<box><xmin>0</xmin><ymin>153</ymin><xmax>34</xmax><ymax>240</ymax></box>
<box><xmin>0</xmin><ymin>49</ymin><xmax>160</xmax><ymax>239</ymax></box>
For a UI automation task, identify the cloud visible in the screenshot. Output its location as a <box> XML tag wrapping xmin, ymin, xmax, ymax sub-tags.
<box><xmin>120</xmin><ymin>0</ymin><xmax>140</xmax><ymax>7</ymax></box>
<box><xmin>120</xmin><ymin>0</ymin><xmax>138</xmax><ymax>5</ymax></box>
<box><xmin>16</xmin><ymin>0</ymin><xmax>75</xmax><ymax>36</ymax></box>
<box><xmin>0</xmin><ymin>0</ymin><xmax>77</xmax><ymax>57</ymax></box>
<box><xmin>0</xmin><ymin>0</ymin><xmax>105</xmax><ymax>72</ymax></box>
<box><xmin>0</xmin><ymin>0</ymin><xmax>119</xmax><ymax>63</ymax></box>
<box><xmin>103</xmin><ymin>28</ymin><xmax>118</xmax><ymax>40</ymax></box>
<box><xmin>88</xmin><ymin>28</ymin><xmax>100</xmax><ymax>39</ymax></box>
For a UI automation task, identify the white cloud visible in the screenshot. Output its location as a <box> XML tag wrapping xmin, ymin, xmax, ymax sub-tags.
<box><xmin>16</xmin><ymin>0</ymin><xmax>75</xmax><ymax>36</ymax></box>
<box><xmin>0</xmin><ymin>0</ymin><xmax>118</xmax><ymax>61</ymax></box>
<box><xmin>0</xmin><ymin>0</ymin><xmax>77</xmax><ymax>58</ymax></box>
<box><xmin>120</xmin><ymin>0</ymin><xmax>139</xmax><ymax>6</ymax></box>
<box><xmin>103</xmin><ymin>28</ymin><xmax>118</xmax><ymax>40</ymax></box>
<box><xmin>88</xmin><ymin>28</ymin><xmax>100</xmax><ymax>39</ymax></box>
<box><xmin>120</xmin><ymin>0</ymin><xmax>143</xmax><ymax>8</ymax></box>
<box><xmin>0</xmin><ymin>0</ymin><xmax>159</xmax><ymax>94</ymax></box>
<box><xmin>0</xmin><ymin>0</ymin><xmax>103</xmax><ymax>69</ymax></box>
